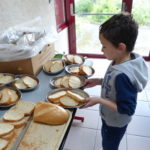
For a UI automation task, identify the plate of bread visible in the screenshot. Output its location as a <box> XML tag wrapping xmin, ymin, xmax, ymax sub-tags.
<box><xmin>0</xmin><ymin>86</ymin><xmax>21</xmax><ymax>108</ymax></box>
<box><xmin>43</xmin><ymin>58</ymin><xmax>65</xmax><ymax>75</ymax></box>
<box><xmin>47</xmin><ymin>88</ymin><xmax>88</xmax><ymax>108</ymax></box>
<box><xmin>50</xmin><ymin>75</ymin><xmax>86</xmax><ymax>89</ymax></box>
<box><xmin>0</xmin><ymin>73</ymin><xmax>15</xmax><ymax>87</ymax></box>
<box><xmin>63</xmin><ymin>54</ymin><xmax>85</xmax><ymax>65</ymax></box>
<box><xmin>65</xmin><ymin>64</ymin><xmax>95</xmax><ymax>78</ymax></box>
<box><xmin>12</xmin><ymin>74</ymin><xmax>39</xmax><ymax>91</ymax></box>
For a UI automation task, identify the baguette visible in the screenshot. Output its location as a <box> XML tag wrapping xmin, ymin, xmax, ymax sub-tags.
<box><xmin>67</xmin><ymin>91</ymin><xmax>85</xmax><ymax>103</ymax></box>
<box><xmin>60</xmin><ymin>96</ymin><xmax>79</xmax><ymax>107</ymax></box>
<box><xmin>74</xmin><ymin>55</ymin><xmax>83</xmax><ymax>64</ymax></box>
<box><xmin>0</xmin><ymin>123</ymin><xmax>14</xmax><ymax>137</ymax></box>
<box><xmin>33</xmin><ymin>101</ymin><xmax>70</xmax><ymax>125</ymax></box>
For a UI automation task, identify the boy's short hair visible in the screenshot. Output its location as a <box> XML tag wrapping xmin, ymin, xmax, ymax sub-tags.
<box><xmin>99</xmin><ymin>13</ymin><xmax>138</xmax><ymax>52</ymax></box>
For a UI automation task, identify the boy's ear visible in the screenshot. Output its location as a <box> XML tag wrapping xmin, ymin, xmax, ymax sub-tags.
<box><xmin>118</xmin><ymin>43</ymin><xmax>126</xmax><ymax>52</ymax></box>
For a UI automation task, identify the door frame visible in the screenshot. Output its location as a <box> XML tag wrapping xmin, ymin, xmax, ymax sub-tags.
<box><xmin>64</xmin><ymin>0</ymin><xmax>150</xmax><ymax>60</ymax></box>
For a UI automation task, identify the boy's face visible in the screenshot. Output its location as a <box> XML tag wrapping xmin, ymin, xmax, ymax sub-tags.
<box><xmin>100</xmin><ymin>34</ymin><xmax>119</xmax><ymax>61</ymax></box>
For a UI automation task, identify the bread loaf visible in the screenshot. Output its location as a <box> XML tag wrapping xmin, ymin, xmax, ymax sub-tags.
<box><xmin>33</xmin><ymin>101</ymin><xmax>69</xmax><ymax>125</ymax></box>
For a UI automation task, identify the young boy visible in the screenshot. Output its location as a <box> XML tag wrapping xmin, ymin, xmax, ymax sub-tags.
<box><xmin>82</xmin><ymin>13</ymin><xmax>149</xmax><ymax>150</ymax></box>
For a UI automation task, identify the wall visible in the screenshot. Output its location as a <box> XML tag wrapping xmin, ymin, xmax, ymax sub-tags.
<box><xmin>0</xmin><ymin>0</ymin><xmax>69</xmax><ymax>54</ymax></box>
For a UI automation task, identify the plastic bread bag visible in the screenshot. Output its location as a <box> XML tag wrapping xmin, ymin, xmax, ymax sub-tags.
<box><xmin>0</xmin><ymin>17</ymin><xmax>58</xmax><ymax>62</ymax></box>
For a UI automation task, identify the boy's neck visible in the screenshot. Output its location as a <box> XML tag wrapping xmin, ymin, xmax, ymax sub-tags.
<box><xmin>113</xmin><ymin>53</ymin><xmax>131</xmax><ymax>65</ymax></box>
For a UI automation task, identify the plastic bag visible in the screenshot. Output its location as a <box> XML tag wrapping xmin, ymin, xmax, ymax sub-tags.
<box><xmin>0</xmin><ymin>17</ymin><xmax>58</xmax><ymax>62</ymax></box>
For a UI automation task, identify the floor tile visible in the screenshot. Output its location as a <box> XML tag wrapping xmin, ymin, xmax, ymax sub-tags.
<box><xmin>73</xmin><ymin>109</ymin><xmax>100</xmax><ymax>129</ymax></box>
<box><xmin>127</xmin><ymin>135</ymin><xmax>150</xmax><ymax>150</ymax></box>
<box><xmin>135</xmin><ymin>101</ymin><xmax>150</xmax><ymax>117</ymax></box>
<box><xmin>127</xmin><ymin>115</ymin><xmax>150</xmax><ymax>137</ymax></box>
<box><xmin>63</xmin><ymin>126</ymin><xmax>97</xmax><ymax>150</ymax></box>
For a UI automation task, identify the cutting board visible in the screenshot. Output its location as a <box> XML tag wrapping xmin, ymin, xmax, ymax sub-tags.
<box><xmin>17</xmin><ymin>110</ymin><xmax>73</xmax><ymax>150</ymax></box>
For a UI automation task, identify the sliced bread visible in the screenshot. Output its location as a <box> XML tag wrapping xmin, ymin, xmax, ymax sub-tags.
<box><xmin>50</xmin><ymin>61</ymin><xmax>64</xmax><ymax>73</ymax></box>
<box><xmin>14</xmin><ymin>79</ymin><xmax>27</xmax><ymax>89</ymax></box>
<box><xmin>68</xmin><ymin>76</ymin><xmax>81</xmax><ymax>88</ymax></box>
<box><xmin>43</xmin><ymin>61</ymin><xmax>52</xmax><ymax>72</ymax></box>
<box><xmin>48</xmin><ymin>91</ymin><xmax>67</xmax><ymax>101</ymax></box>
<box><xmin>66</xmin><ymin>54</ymin><xmax>74</xmax><ymax>63</ymax></box>
<box><xmin>80</xmin><ymin>65</ymin><xmax>92</xmax><ymax>76</ymax></box>
<box><xmin>60</xmin><ymin>96</ymin><xmax>79</xmax><ymax>107</ymax></box>
<box><xmin>61</xmin><ymin>76</ymin><xmax>69</xmax><ymax>88</ymax></box>
<box><xmin>0</xmin><ymin>75</ymin><xmax>13</xmax><ymax>85</ymax></box>
<box><xmin>22</xmin><ymin>76</ymin><xmax>37</xmax><ymax>88</ymax></box>
<box><xmin>0</xmin><ymin>88</ymin><xmax>11</xmax><ymax>105</ymax></box>
<box><xmin>67</xmin><ymin>91</ymin><xmax>85</xmax><ymax>103</ymax></box>
<box><xmin>69</xmin><ymin>66</ymin><xmax>80</xmax><ymax>74</ymax></box>
<box><xmin>54</xmin><ymin>78</ymin><xmax>62</xmax><ymax>88</ymax></box>
<box><xmin>0</xmin><ymin>123</ymin><xmax>14</xmax><ymax>137</ymax></box>
<box><xmin>74</xmin><ymin>55</ymin><xmax>83</xmax><ymax>64</ymax></box>
<box><xmin>0</xmin><ymin>138</ymin><xmax>9</xmax><ymax>150</ymax></box>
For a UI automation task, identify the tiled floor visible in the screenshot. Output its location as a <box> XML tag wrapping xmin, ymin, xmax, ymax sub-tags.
<box><xmin>63</xmin><ymin>58</ymin><xmax>150</xmax><ymax>150</ymax></box>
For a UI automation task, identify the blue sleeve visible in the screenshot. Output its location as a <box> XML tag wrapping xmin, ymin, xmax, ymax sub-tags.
<box><xmin>115</xmin><ymin>73</ymin><xmax>137</xmax><ymax>116</ymax></box>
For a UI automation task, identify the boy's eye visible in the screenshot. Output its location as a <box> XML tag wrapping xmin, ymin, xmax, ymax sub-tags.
<box><xmin>102</xmin><ymin>46</ymin><xmax>106</xmax><ymax>48</ymax></box>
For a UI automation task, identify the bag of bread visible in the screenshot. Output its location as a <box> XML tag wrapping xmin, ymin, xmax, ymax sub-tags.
<box><xmin>33</xmin><ymin>101</ymin><xmax>69</xmax><ymax>125</ymax></box>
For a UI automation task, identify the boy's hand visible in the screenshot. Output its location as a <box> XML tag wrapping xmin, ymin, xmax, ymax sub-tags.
<box><xmin>80</xmin><ymin>97</ymin><xmax>100</xmax><ymax>109</ymax></box>
<box><xmin>83</xmin><ymin>78</ymin><xmax>102</xmax><ymax>89</ymax></box>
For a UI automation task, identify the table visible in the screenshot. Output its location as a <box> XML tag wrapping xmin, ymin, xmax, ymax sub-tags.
<box><xmin>0</xmin><ymin>69</ymin><xmax>76</xmax><ymax>150</ymax></box>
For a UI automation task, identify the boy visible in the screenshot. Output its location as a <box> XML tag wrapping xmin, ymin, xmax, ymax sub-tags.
<box><xmin>82</xmin><ymin>13</ymin><xmax>149</xmax><ymax>150</ymax></box>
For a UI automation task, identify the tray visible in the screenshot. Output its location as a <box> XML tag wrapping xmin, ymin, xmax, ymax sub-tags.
<box><xmin>49</xmin><ymin>74</ymin><xmax>86</xmax><ymax>89</ymax></box>
<box><xmin>46</xmin><ymin>88</ymin><xmax>89</xmax><ymax>108</ymax></box>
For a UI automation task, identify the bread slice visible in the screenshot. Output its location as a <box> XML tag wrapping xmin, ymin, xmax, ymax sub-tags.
<box><xmin>8</xmin><ymin>89</ymin><xmax>19</xmax><ymax>104</ymax></box>
<box><xmin>15</xmin><ymin>100</ymin><xmax>36</xmax><ymax>116</ymax></box>
<box><xmin>0</xmin><ymin>138</ymin><xmax>9</xmax><ymax>150</ymax></box>
<box><xmin>66</xmin><ymin>54</ymin><xmax>74</xmax><ymax>63</ymax></box>
<box><xmin>74</xmin><ymin>55</ymin><xmax>83</xmax><ymax>64</ymax></box>
<box><xmin>60</xmin><ymin>96</ymin><xmax>79</xmax><ymax>107</ymax></box>
<box><xmin>22</xmin><ymin>76</ymin><xmax>37</xmax><ymax>88</ymax></box>
<box><xmin>0</xmin><ymin>88</ymin><xmax>11</xmax><ymax>105</ymax></box>
<box><xmin>48</xmin><ymin>91</ymin><xmax>67</xmax><ymax>101</ymax></box>
<box><xmin>3</xmin><ymin>109</ymin><xmax>24</xmax><ymax>122</ymax></box>
<box><xmin>50</xmin><ymin>61</ymin><xmax>64</xmax><ymax>73</ymax></box>
<box><xmin>54</xmin><ymin>78</ymin><xmax>62</xmax><ymax>88</ymax></box>
<box><xmin>69</xmin><ymin>66</ymin><xmax>80</xmax><ymax>74</ymax></box>
<box><xmin>61</xmin><ymin>76</ymin><xmax>69</xmax><ymax>88</ymax></box>
<box><xmin>5</xmin><ymin>117</ymin><xmax>29</xmax><ymax>129</ymax></box>
<box><xmin>14</xmin><ymin>79</ymin><xmax>27</xmax><ymax>89</ymax></box>
<box><xmin>80</xmin><ymin>65</ymin><xmax>92</xmax><ymax>76</ymax></box>
<box><xmin>67</xmin><ymin>91</ymin><xmax>85</xmax><ymax>103</ymax></box>
<box><xmin>1</xmin><ymin>131</ymin><xmax>14</xmax><ymax>140</ymax></box>
<box><xmin>0</xmin><ymin>123</ymin><xmax>14</xmax><ymax>137</ymax></box>
<box><xmin>33</xmin><ymin>101</ymin><xmax>70</xmax><ymax>125</ymax></box>
<box><xmin>43</xmin><ymin>61</ymin><xmax>52</xmax><ymax>72</ymax></box>
<box><xmin>68</xmin><ymin>76</ymin><xmax>81</xmax><ymax>88</ymax></box>
<box><xmin>0</xmin><ymin>75</ymin><xmax>13</xmax><ymax>85</ymax></box>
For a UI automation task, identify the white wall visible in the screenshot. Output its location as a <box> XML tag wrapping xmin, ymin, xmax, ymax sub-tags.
<box><xmin>0</xmin><ymin>0</ymin><xmax>69</xmax><ymax>54</ymax></box>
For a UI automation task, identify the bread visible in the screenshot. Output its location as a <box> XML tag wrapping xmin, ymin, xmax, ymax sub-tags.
<box><xmin>22</xmin><ymin>76</ymin><xmax>37</xmax><ymax>88</ymax></box>
<box><xmin>33</xmin><ymin>101</ymin><xmax>70</xmax><ymax>125</ymax></box>
<box><xmin>48</xmin><ymin>91</ymin><xmax>67</xmax><ymax>101</ymax></box>
<box><xmin>0</xmin><ymin>89</ymin><xmax>11</xmax><ymax>105</ymax></box>
<box><xmin>5</xmin><ymin>117</ymin><xmax>29</xmax><ymax>129</ymax></box>
<box><xmin>60</xmin><ymin>96</ymin><xmax>79</xmax><ymax>107</ymax></box>
<box><xmin>0</xmin><ymin>123</ymin><xmax>14</xmax><ymax>137</ymax></box>
<box><xmin>1</xmin><ymin>131</ymin><xmax>14</xmax><ymax>140</ymax></box>
<box><xmin>0</xmin><ymin>138</ymin><xmax>9</xmax><ymax>150</ymax></box>
<box><xmin>8</xmin><ymin>89</ymin><xmax>18</xmax><ymax>104</ymax></box>
<box><xmin>14</xmin><ymin>79</ymin><xmax>27</xmax><ymax>89</ymax></box>
<box><xmin>50</xmin><ymin>61</ymin><xmax>64</xmax><ymax>73</ymax></box>
<box><xmin>3</xmin><ymin>109</ymin><xmax>24</xmax><ymax>122</ymax></box>
<box><xmin>66</xmin><ymin>54</ymin><xmax>74</xmax><ymax>63</ymax></box>
<box><xmin>0</xmin><ymin>75</ymin><xmax>13</xmax><ymax>85</ymax></box>
<box><xmin>68</xmin><ymin>76</ymin><xmax>81</xmax><ymax>88</ymax></box>
<box><xmin>67</xmin><ymin>91</ymin><xmax>85</xmax><ymax>103</ymax></box>
<box><xmin>74</xmin><ymin>55</ymin><xmax>83</xmax><ymax>64</ymax></box>
<box><xmin>80</xmin><ymin>65</ymin><xmax>92</xmax><ymax>76</ymax></box>
<box><xmin>54</xmin><ymin>78</ymin><xmax>62</xmax><ymax>88</ymax></box>
<box><xmin>61</xmin><ymin>76</ymin><xmax>69</xmax><ymax>88</ymax></box>
<box><xmin>15</xmin><ymin>100</ymin><xmax>35</xmax><ymax>116</ymax></box>
<box><xmin>69</xmin><ymin>66</ymin><xmax>80</xmax><ymax>74</ymax></box>
<box><xmin>43</xmin><ymin>61</ymin><xmax>52</xmax><ymax>72</ymax></box>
